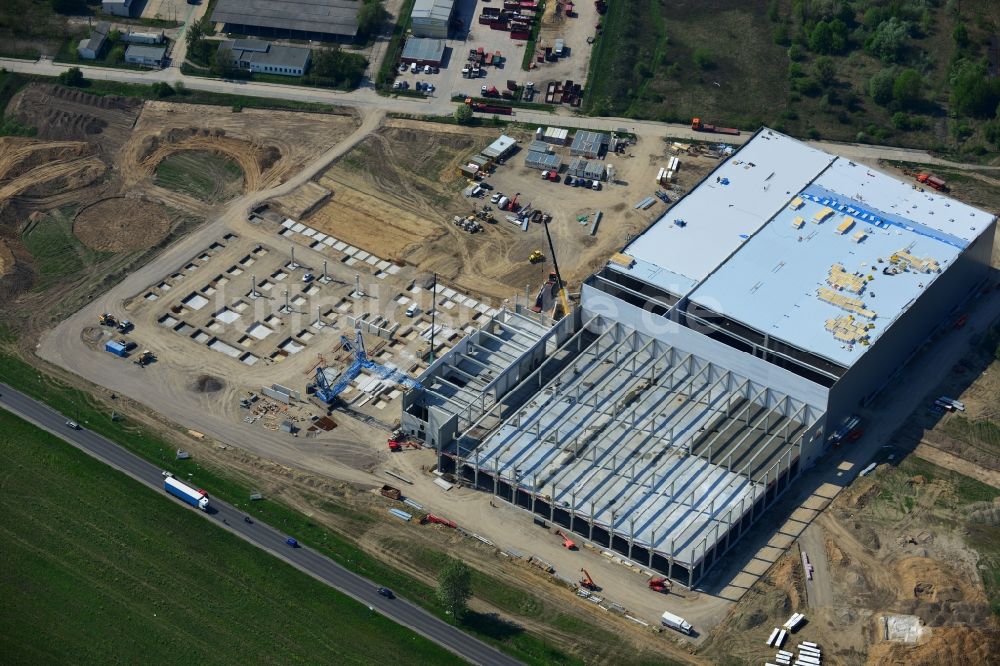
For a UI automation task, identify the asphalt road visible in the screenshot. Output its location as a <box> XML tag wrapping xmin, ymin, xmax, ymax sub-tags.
<box><xmin>0</xmin><ymin>54</ymin><xmax>993</xmax><ymax>171</ymax></box>
<box><xmin>0</xmin><ymin>382</ymin><xmax>521</xmax><ymax>666</ymax></box>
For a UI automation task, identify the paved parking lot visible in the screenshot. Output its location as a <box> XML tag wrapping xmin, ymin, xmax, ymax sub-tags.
<box><xmin>390</xmin><ymin>0</ymin><xmax>540</xmax><ymax>102</ymax></box>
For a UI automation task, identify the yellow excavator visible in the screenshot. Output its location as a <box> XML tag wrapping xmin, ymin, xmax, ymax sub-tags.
<box><xmin>528</xmin><ymin>250</ymin><xmax>544</xmax><ymax>263</ymax></box>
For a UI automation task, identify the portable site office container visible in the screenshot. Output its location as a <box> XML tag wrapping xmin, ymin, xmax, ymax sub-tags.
<box><xmin>105</xmin><ymin>340</ymin><xmax>127</xmax><ymax>357</ymax></box>
<box><xmin>524</xmin><ymin>150</ymin><xmax>560</xmax><ymax>171</ymax></box>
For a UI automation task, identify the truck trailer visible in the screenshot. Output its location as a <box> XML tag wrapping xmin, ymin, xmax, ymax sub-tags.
<box><xmin>916</xmin><ymin>172</ymin><xmax>948</xmax><ymax>191</ymax></box>
<box><xmin>164</xmin><ymin>474</ymin><xmax>209</xmax><ymax>511</ymax></box>
<box><xmin>691</xmin><ymin>117</ymin><xmax>740</xmax><ymax>135</ymax></box>
<box><xmin>661</xmin><ymin>610</ymin><xmax>693</xmax><ymax>634</ymax></box>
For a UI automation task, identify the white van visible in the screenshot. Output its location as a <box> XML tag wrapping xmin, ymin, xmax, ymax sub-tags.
<box><xmin>405</xmin><ymin>304</ymin><xmax>419</xmax><ymax>317</ymax></box>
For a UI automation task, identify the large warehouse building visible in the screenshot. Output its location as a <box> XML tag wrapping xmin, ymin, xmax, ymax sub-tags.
<box><xmin>212</xmin><ymin>0</ymin><xmax>359</xmax><ymax>41</ymax></box>
<box><xmin>401</xmin><ymin>128</ymin><xmax>996</xmax><ymax>587</ymax></box>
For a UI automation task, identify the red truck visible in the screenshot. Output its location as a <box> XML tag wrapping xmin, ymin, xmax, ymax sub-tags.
<box><xmin>691</xmin><ymin>117</ymin><xmax>740</xmax><ymax>136</ymax></box>
<box><xmin>916</xmin><ymin>172</ymin><xmax>948</xmax><ymax>191</ymax></box>
<box><xmin>465</xmin><ymin>97</ymin><xmax>514</xmax><ymax>115</ymax></box>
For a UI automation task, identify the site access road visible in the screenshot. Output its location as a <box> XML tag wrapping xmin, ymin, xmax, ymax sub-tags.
<box><xmin>0</xmin><ymin>55</ymin><xmax>987</xmax><ymax>171</ymax></box>
<box><xmin>0</xmin><ymin>382</ymin><xmax>522</xmax><ymax>666</ymax></box>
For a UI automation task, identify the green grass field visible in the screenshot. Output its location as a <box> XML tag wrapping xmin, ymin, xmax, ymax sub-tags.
<box><xmin>0</xmin><ymin>408</ymin><xmax>464</xmax><ymax>664</ymax></box>
<box><xmin>154</xmin><ymin>151</ymin><xmax>244</xmax><ymax>203</ymax></box>
<box><xmin>0</xmin><ymin>344</ymin><xmax>598</xmax><ymax>665</ymax></box>
<box><xmin>21</xmin><ymin>209</ymin><xmax>112</xmax><ymax>291</ymax></box>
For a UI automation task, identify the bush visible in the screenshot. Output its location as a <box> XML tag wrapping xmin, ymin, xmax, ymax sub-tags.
<box><xmin>985</xmin><ymin>121</ymin><xmax>1000</xmax><ymax>149</ymax></box>
<box><xmin>772</xmin><ymin>23</ymin><xmax>790</xmax><ymax>46</ymax></box>
<box><xmin>808</xmin><ymin>19</ymin><xmax>847</xmax><ymax>55</ymax></box>
<box><xmin>891</xmin><ymin>112</ymin><xmax>924</xmax><ymax>131</ymax></box>
<box><xmin>58</xmin><ymin>67</ymin><xmax>85</xmax><ymax>87</ymax></box>
<box><xmin>892</xmin><ymin>68</ymin><xmax>922</xmax><ymax>110</ymax></box>
<box><xmin>788</xmin><ymin>44</ymin><xmax>806</xmax><ymax>62</ymax></box>
<box><xmin>306</xmin><ymin>48</ymin><xmax>367</xmax><ymax>89</ymax></box>
<box><xmin>692</xmin><ymin>48</ymin><xmax>715</xmax><ymax>70</ymax></box>
<box><xmin>814</xmin><ymin>56</ymin><xmax>836</xmax><ymax>88</ymax></box>
<box><xmin>151</xmin><ymin>82</ymin><xmax>174</xmax><ymax>98</ymax></box>
<box><xmin>950</xmin><ymin>60</ymin><xmax>1000</xmax><ymax>118</ymax></box>
<box><xmin>357</xmin><ymin>0</ymin><xmax>388</xmax><ymax>41</ymax></box>
<box><xmin>866</xmin><ymin>18</ymin><xmax>909</xmax><ymax>64</ymax></box>
<box><xmin>437</xmin><ymin>561</ymin><xmax>472</xmax><ymax>621</ymax></box>
<box><xmin>454</xmin><ymin>103</ymin><xmax>473</xmax><ymax>125</ymax></box>
<box><xmin>794</xmin><ymin>77</ymin><xmax>822</xmax><ymax>97</ymax></box>
<box><xmin>953</xmin><ymin>24</ymin><xmax>969</xmax><ymax>49</ymax></box>
<box><xmin>868</xmin><ymin>68</ymin><xmax>895</xmax><ymax>106</ymax></box>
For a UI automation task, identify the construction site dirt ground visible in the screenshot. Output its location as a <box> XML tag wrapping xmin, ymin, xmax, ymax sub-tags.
<box><xmin>9</xmin><ymin>78</ymin><xmax>1000</xmax><ymax>664</ymax></box>
<box><xmin>0</xmin><ymin>84</ymin><xmax>359</xmax><ymax>308</ymax></box>
<box><xmin>280</xmin><ymin>117</ymin><xmax>716</xmax><ymax>301</ymax></box>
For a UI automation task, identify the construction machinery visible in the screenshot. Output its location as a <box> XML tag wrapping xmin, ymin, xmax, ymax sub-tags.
<box><xmin>542</xmin><ymin>219</ymin><xmax>572</xmax><ymax>317</ymax></box>
<box><xmin>691</xmin><ymin>117</ymin><xmax>740</xmax><ymax>136</ymax></box>
<box><xmin>528</xmin><ymin>250</ymin><xmax>544</xmax><ymax>263</ymax></box>
<box><xmin>555</xmin><ymin>529</ymin><xmax>577</xmax><ymax>550</ymax></box>
<box><xmin>579</xmin><ymin>568</ymin><xmax>599</xmax><ymax>591</ymax></box>
<box><xmin>312</xmin><ymin>330</ymin><xmax>423</xmax><ymax>403</ymax></box>
<box><xmin>99</xmin><ymin>313</ymin><xmax>118</xmax><ymax>327</ymax></box>
<box><xmin>133</xmin><ymin>350</ymin><xmax>155</xmax><ymax>367</ymax></box>
<box><xmin>648</xmin><ymin>577</ymin><xmax>672</xmax><ymax>594</ymax></box>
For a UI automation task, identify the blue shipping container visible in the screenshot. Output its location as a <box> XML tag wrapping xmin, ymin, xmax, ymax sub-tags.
<box><xmin>105</xmin><ymin>341</ymin><xmax>127</xmax><ymax>357</ymax></box>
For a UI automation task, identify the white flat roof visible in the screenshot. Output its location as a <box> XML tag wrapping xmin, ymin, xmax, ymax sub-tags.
<box><xmin>812</xmin><ymin>158</ymin><xmax>994</xmax><ymax>244</ymax></box>
<box><xmin>621</xmin><ymin>130</ymin><xmax>835</xmax><ymax>286</ymax></box>
<box><xmin>688</xmin><ymin>155</ymin><xmax>995</xmax><ymax>367</ymax></box>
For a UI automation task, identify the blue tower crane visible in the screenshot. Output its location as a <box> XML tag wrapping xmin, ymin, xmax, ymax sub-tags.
<box><xmin>314</xmin><ymin>330</ymin><xmax>423</xmax><ymax>403</ymax></box>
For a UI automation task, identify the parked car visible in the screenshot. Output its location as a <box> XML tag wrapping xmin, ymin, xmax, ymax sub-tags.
<box><xmin>563</xmin><ymin>175</ymin><xmax>574</xmax><ymax>185</ymax></box>
<box><xmin>592</xmin><ymin>180</ymin><xmax>601</xmax><ymax>191</ymax></box>
<box><xmin>410</xmin><ymin>62</ymin><xmax>418</xmax><ymax>73</ymax></box>
<box><xmin>405</xmin><ymin>303</ymin><xmax>419</xmax><ymax>317</ymax></box>
<box><xmin>423</xmin><ymin>64</ymin><xmax>432</xmax><ymax>74</ymax></box>
<box><xmin>425</xmin><ymin>83</ymin><xmax>435</xmax><ymax>92</ymax></box>
<box><xmin>398</xmin><ymin>63</ymin><xmax>407</xmax><ymax>73</ymax></box>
